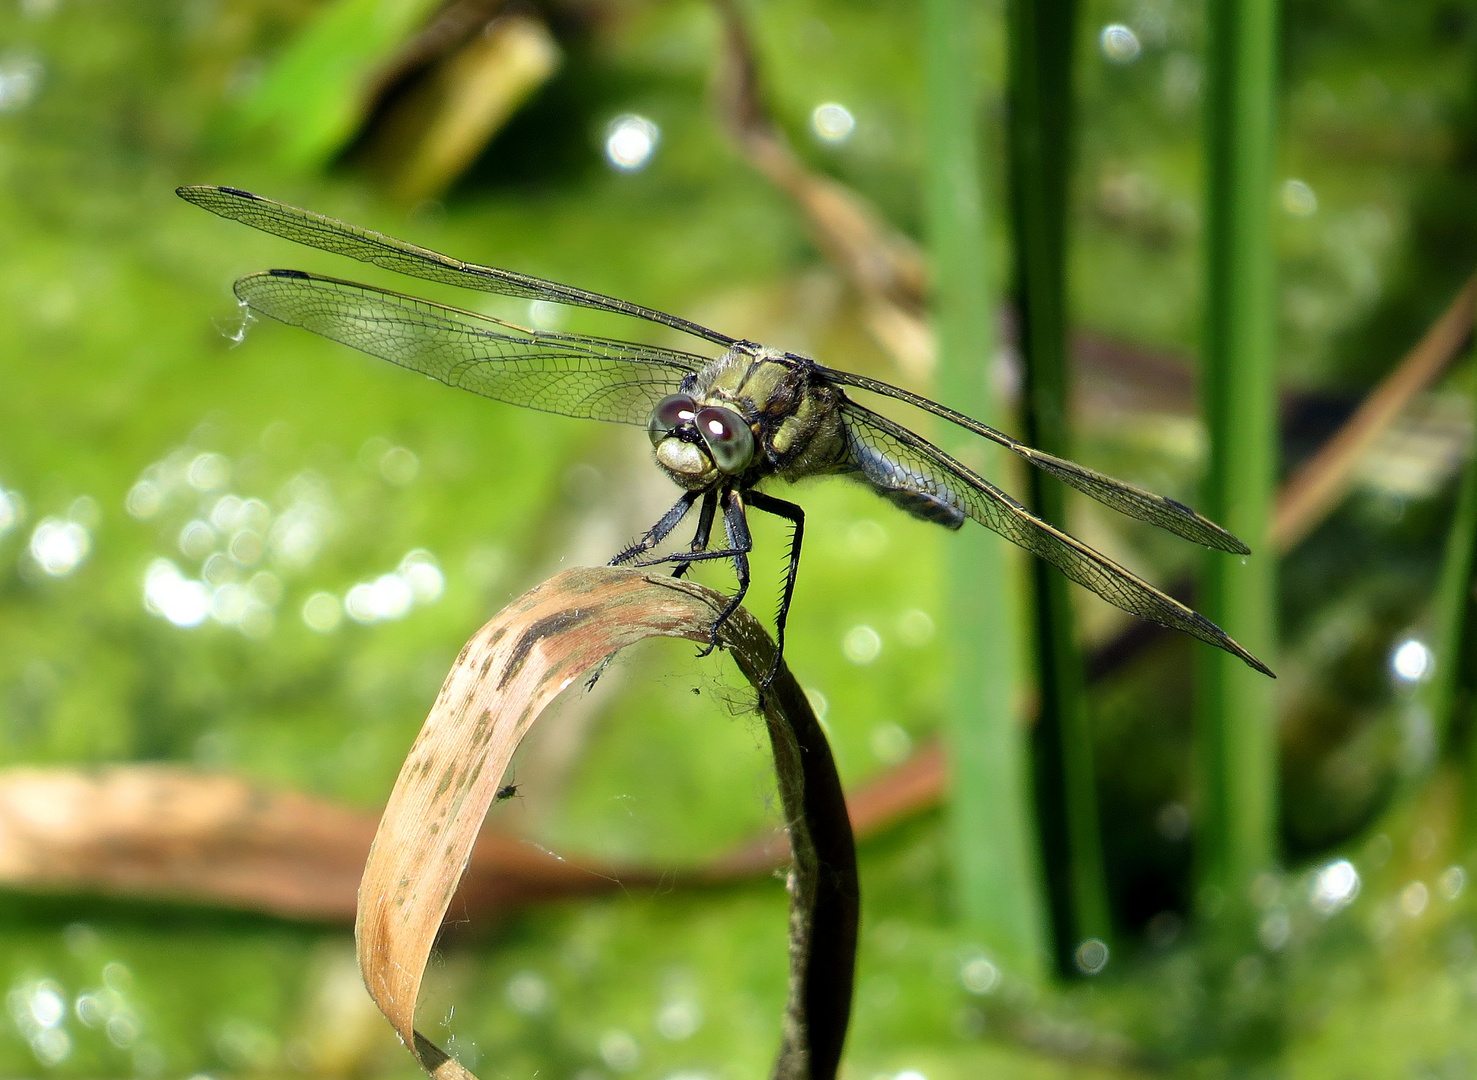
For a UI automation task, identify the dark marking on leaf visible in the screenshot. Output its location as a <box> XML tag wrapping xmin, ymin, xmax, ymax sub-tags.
<box><xmin>498</xmin><ymin>608</ymin><xmax>589</xmax><ymax>688</ymax></box>
<box><xmin>434</xmin><ymin>763</ymin><xmax>458</xmax><ymax>798</ymax></box>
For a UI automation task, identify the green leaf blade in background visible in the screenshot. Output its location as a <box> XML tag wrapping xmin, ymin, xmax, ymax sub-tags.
<box><xmin>924</xmin><ymin>0</ymin><xmax>1048</xmax><ymax>984</ymax></box>
<box><xmin>232</xmin><ymin>0</ymin><xmax>446</xmax><ymax>171</ymax></box>
<box><xmin>1196</xmin><ymin>0</ymin><xmax>1281</xmax><ymax>926</ymax></box>
<box><xmin>1006</xmin><ymin>0</ymin><xmax>1112</xmax><ymax>970</ymax></box>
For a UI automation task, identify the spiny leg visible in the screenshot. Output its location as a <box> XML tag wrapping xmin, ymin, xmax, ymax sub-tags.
<box><xmin>629</xmin><ymin>499</ymin><xmax>749</xmax><ymax>572</ymax></box>
<box><xmin>633</xmin><ymin>489</ymin><xmax>754</xmax><ymax>654</ymax></box>
<box><xmin>744</xmin><ymin>489</ymin><xmax>805</xmax><ymax>687</ymax></box>
<box><xmin>700</xmin><ymin>488</ymin><xmax>753</xmax><ymax>656</ymax></box>
<box><xmin>609</xmin><ymin>490</ymin><xmax>700</xmax><ymax>567</ymax></box>
<box><xmin>590</xmin><ymin>489</ymin><xmax>700</xmax><ymax>693</ymax></box>
<box><xmin>672</xmin><ymin>489</ymin><xmax>718</xmax><ymax>581</ymax></box>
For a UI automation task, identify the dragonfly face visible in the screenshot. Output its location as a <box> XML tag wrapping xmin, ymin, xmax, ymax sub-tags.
<box><xmin>176</xmin><ymin>185</ymin><xmax>1275</xmax><ymax>684</ymax></box>
<box><xmin>647</xmin><ymin>346</ymin><xmax>850</xmax><ymax>495</ymax></box>
<box><xmin>647</xmin><ymin>392</ymin><xmax>753</xmax><ymax>486</ymax></box>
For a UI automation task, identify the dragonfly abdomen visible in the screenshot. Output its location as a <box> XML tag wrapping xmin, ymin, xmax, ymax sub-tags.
<box><xmin>848</xmin><ymin>439</ymin><xmax>966</xmax><ymax>529</ymax></box>
<box><xmin>873</xmin><ymin>486</ymin><xmax>967</xmax><ymax>529</ymax></box>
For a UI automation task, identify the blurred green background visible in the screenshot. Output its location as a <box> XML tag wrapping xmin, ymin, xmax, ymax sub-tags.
<box><xmin>3</xmin><ymin>0</ymin><xmax>1477</xmax><ymax>1076</ymax></box>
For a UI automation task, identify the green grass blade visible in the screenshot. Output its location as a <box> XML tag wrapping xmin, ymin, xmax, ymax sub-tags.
<box><xmin>1419</xmin><ymin>384</ymin><xmax>1477</xmax><ymax>753</ymax></box>
<box><xmin>1005</xmin><ymin>0</ymin><xmax>1112</xmax><ymax>969</ymax></box>
<box><xmin>924</xmin><ymin>0</ymin><xmax>1049</xmax><ymax>981</ymax></box>
<box><xmin>1195</xmin><ymin>0</ymin><xmax>1281</xmax><ymax>923</ymax></box>
<box><xmin>1423</xmin><ymin>356</ymin><xmax>1477</xmax><ymax>830</ymax></box>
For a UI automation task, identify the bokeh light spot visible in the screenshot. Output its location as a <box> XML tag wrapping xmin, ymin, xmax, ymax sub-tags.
<box><xmin>1281</xmin><ymin>178</ymin><xmax>1318</xmax><ymax>217</ymax></box>
<box><xmin>1391</xmin><ymin>637</ymin><xmax>1433</xmax><ymax>683</ymax></box>
<box><xmin>0</xmin><ymin>486</ymin><xmax>26</xmax><ymax>535</ymax></box>
<box><xmin>301</xmin><ymin>592</ymin><xmax>342</xmax><ymax>633</ymax></box>
<box><xmin>1309</xmin><ymin>858</ymin><xmax>1360</xmax><ymax>915</ymax></box>
<box><xmin>30</xmin><ymin>517</ymin><xmax>90</xmax><ymax>576</ymax></box>
<box><xmin>505</xmin><ymin>971</ymin><xmax>549</xmax><ymax>1015</ymax></box>
<box><xmin>1100</xmin><ymin>24</ymin><xmax>1141</xmax><ymax>63</ymax></box>
<box><xmin>605</xmin><ymin>114</ymin><xmax>659</xmax><ymax>171</ymax></box>
<box><xmin>143</xmin><ymin>559</ymin><xmax>210</xmax><ymax>627</ymax></box>
<box><xmin>959</xmin><ymin>955</ymin><xmax>999</xmax><ymax>995</ymax></box>
<box><xmin>656</xmin><ymin>999</ymin><xmax>701</xmax><ymax>1040</ymax></box>
<box><xmin>598</xmin><ymin>1029</ymin><xmax>639</xmax><ymax>1071</ymax></box>
<box><xmin>842</xmin><ymin>624</ymin><xmax>882</xmax><ymax>664</ymax></box>
<box><xmin>1074</xmin><ymin>938</ymin><xmax>1109</xmax><ymax>974</ymax></box>
<box><xmin>810</xmin><ymin>102</ymin><xmax>855</xmax><ymax>143</ymax></box>
<box><xmin>870</xmin><ymin>722</ymin><xmax>912</xmax><ymax>765</ymax></box>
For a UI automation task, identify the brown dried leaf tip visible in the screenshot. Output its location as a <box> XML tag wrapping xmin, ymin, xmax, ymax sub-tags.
<box><xmin>354</xmin><ymin>565</ymin><xmax>859</xmax><ymax>1080</ymax></box>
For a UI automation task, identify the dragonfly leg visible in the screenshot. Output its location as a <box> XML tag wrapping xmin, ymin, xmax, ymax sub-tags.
<box><xmin>609</xmin><ymin>490</ymin><xmax>700</xmax><ymax>566</ymax></box>
<box><xmin>672</xmin><ymin>489</ymin><xmax>718</xmax><ymax>580</ymax></box>
<box><xmin>744</xmin><ymin>490</ymin><xmax>804</xmax><ymax>688</ymax></box>
<box><xmin>633</xmin><ymin>489</ymin><xmax>753</xmax><ymax>654</ymax></box>
<box><xmin>698</xmin><ymin>489</ymin><xmax>752</xmax><ymax>657</ymax></box>
<box><xmin>591</xmin><ymin>492</ymin><xmax>696</xmax><ymax>694</ymax></box>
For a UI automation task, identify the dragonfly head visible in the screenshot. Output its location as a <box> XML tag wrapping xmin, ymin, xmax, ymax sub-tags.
<box><xmin>648</xmin><ymin>393</ymin><xmax>755</xmax><ymax>485</ymax></box>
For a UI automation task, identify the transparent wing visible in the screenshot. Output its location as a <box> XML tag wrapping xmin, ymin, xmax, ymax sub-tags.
<box><xmin>824</xmin><ymin>368</ymin><xmax>1250</xmax><ymax>554</ymax></box>
<box><xmin>179</xmin><ymin>185</ymin><xmax>739</xmax><ymax>349</ymax></box>
<box><xmin>235</xmin><ymin>270</ymin><xmax>708</xmax><ymax>425</ymax></box>
<box><xmin>839</xmin><ymin>400</ymin><xmax>1273</xmax><ymax>676</ymax></box>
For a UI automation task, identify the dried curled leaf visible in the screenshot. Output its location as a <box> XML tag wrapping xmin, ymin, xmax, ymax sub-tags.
<box><xmin>356</xmin><ymin>565</ymin><xmax>858</xmax><ymax>1080</ymax></box>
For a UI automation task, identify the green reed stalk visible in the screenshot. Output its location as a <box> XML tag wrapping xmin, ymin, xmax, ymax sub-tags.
<box><xmin>925</xmin><ymin>0</ymin><xmax>1048</xmax><ymax>980</ymax></box>
<box><xmin>1422</xmin><ymin>370</ymin><xmax>1477</xmax><ymax>751</ymax></box>
<box><xmin>1006</xmin><ymin>0</ymin><xmax>1111</xmax><ymax>969</ymax></box>
<box><xmin>1196</xmin><ymin>0</ymin><xmax>1281</xmax><ymax>922</ymax></box>
<box><xmin>1427</xmin><ymin>357</ymin><xmax>1477</xmax><ymax>831</ymax></box>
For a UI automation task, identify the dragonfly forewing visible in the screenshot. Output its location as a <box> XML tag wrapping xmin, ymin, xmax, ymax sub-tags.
<box><xmin>179</xmin><ymin>185</ymin><xmax>739</xmax><ymax>349</ymax></box>
<box><xmin>824</xmin><ymin>368</ymin><xmax>1251</xmax><ymax>554</ymax></box>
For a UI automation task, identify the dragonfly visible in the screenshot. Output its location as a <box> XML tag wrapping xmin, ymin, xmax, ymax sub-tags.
<box><xmin>178</xmin><ymin>185</ymin><xmax>1273</xmax><ymax>682</ymax></box>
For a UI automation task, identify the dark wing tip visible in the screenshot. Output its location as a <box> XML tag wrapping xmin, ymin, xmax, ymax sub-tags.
<box><xmin>176</xmin><ymin>184</ymin><xmax>258</xmax><ymax>205</ymax></box>
<box><xmin>1219</xmin><ymin>628</ymin><xmax>1275</xmax><ymax>677</ymax></box>
<box><xmin>1187</xmin><ymin>611</ymin><xmax>1275</xmax><ymax>677</ymax></box>
<box><xmin>1163</xmin><ymin>496</ymin><xmax>1253</xmax><ymax>554</ymax></box>
<box><xmin>1241</xmin><ymin>650</ymin><xmax>1276</xmax><ymax>678</ymax></box>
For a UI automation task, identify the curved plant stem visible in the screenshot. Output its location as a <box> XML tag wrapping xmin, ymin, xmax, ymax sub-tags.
<box><xmin>355</xmin><ymin>566</ymin><xmax>858</xmax><ymax>1080</ymax></box>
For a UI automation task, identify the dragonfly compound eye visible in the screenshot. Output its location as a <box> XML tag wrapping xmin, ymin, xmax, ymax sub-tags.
<box><xmin>648</xmin><ymin>393</ymin><xmax>698</xmax><ymax>447</ymax></box>
<box><xmin>695</xmin><ymin>406</ymin><xmax>755</xmax><ymax>474</ymax></box>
